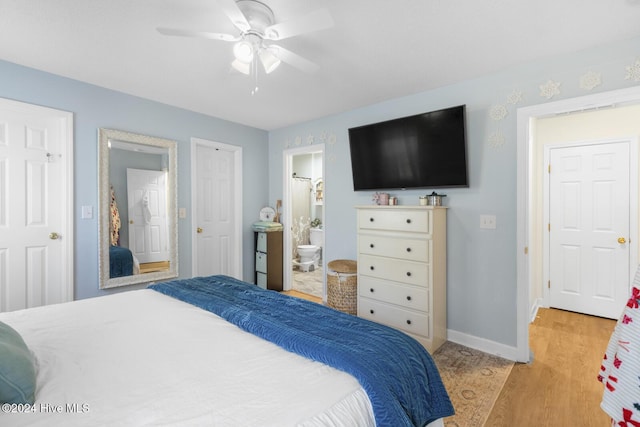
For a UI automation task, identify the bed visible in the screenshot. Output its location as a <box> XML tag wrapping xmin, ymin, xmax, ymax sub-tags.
<box><xmin>108</xmin><ymin>245</ymin><xmax>135</xmax><ymax>278</ymax></box>
<box><xmin>0</xmin><ymin>275</ymin><xmax>453</xmax><ymax>426</ymax></box>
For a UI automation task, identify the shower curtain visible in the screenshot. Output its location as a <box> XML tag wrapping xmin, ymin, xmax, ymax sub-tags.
<box><xmin>291</xmin><ymin>177</ymin><xmax>312</xmax><ymax>258</ymax></box>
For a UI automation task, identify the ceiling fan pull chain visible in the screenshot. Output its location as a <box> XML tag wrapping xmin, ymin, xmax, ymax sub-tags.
<box><xmin>251</xmin><ymin>55</ymin><xmax>259</xmax><ymax>95</ymax></box>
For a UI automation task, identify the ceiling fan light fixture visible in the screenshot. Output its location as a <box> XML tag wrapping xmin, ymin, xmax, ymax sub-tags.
<box><xmin>233</xmin><ymin>40</ymin><xmax>254</xmax><ymax>63</ymax></box>
<box><xmin>259</xmin><ymin>48</ymin><xmax>281</xmax><ymax>74</ymax></box>
<box><xmin>231</xmin><ymin>59</ymin><xmax>251</xmax><ymax>75</ymax></box>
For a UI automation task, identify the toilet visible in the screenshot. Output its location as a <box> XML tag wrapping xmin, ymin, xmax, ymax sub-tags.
<box><xmin>296</xmin><ymin>245</ymin><xmax>317</xmax><ymax>272</ymax></box>
<box><xmin>295</xmin><ymin>228</ymin><xmax>323</xmax><ymax>272</ymax></box>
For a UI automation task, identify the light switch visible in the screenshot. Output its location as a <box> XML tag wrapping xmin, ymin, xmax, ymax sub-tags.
<box><xmin>480</xmin><ymin>215</ymin><xmax>497</xmax><ymax>229</ymax></box>
<box><xmin>81</xmin><ymin>205</ymin><xmax>93</xmax><ymax>219</ymax></box>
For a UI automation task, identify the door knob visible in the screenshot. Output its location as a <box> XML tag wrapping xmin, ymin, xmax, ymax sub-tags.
<box><xmin>618</xmin><ymin>237</ymin><xmax>627</xmax><ymax>244</ymax></box>
<box><xmin>197</xmin><ymin>227</ymin><xmax>203</xmax><ymax>234</ymax></box>
<box><xmin>49</xmin><ymin>232</ymin><xmax>60</xmax><ymax>240</ymax></box>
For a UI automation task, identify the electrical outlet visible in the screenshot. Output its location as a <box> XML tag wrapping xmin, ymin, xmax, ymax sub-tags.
<box><xmin>480</xmin><ymin>215</ymin><xmax>497</xmax><ymax>229</ymax></box>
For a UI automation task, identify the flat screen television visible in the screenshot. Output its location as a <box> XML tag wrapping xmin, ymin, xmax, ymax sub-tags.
<box><xmin>348</xmin><ymin>105</ymin><xmax>468</xmax><ymax>191</ymax></box>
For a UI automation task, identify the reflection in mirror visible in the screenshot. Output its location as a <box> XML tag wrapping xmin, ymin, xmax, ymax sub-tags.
<box><xmin>98</xmin><ymin>129</ymin><xmax>178</xmax><ymax>289</ymax></box>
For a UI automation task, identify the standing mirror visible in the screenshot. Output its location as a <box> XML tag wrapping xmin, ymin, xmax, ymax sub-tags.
<box><xmin>98</xmin><ymin>128</ymin><xmax>178</xmax><ymax>289</ymax></box>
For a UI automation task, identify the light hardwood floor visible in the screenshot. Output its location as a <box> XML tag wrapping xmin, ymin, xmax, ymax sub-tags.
<box><xmin>486</xmin><ymin>307</ymin><xmax>616</xmax><ymax>426</ymax></box>
<box><xmin>281</xmin><ymin>289</ymin><xmax>322</xmax><ymax>304</ymax></box>
<box><xmin>281</xmin><ymin>292</ymin><xmax>616</xmax><ymax>426</ymax></box>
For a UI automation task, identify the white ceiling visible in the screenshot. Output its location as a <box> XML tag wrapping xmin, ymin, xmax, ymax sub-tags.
<box><xmin>1</xmin><ymin>0</ymin><xmax>640</xmax><ymax>130</ymax></box>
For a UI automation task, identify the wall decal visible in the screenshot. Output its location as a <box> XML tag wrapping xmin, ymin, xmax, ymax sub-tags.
<box><xmin>506</xmin><ymin>89</ymin><xmax>524</xmax><ymax>105</ymax></box>
<box><xmin>539</xmin><ymin>80</ymin><xmax>561</xmax><ymax>99</ymax></box>
<box><xmin>579</xmin><ymin>70</ymin><xmax>602</xmax><ymax>90</ymax></box>
<box><xmin>625</xmin><ymin>58</ymin><xmax>640</xmax><ymax>82</ymax></box>
<box><xmin>327</xmin><ymin>133</ymin><xmax>337</xmax><ymax>145</ymax></box>
<box><xmin>488</xmin><ymin>130</ymin><xmax>506</xmax><ymax>150</ymax></box>
<box><xmin>307</xmin><ymin>134</ymin><xmax>314</xmax><ymax>145</ymax></box>
<box><xmin>490</xmin><ymin>104</ymin><xmax>508</xmax><ymax>121</ymax></box>
<box><xmin>294</xmin><ymin>136</ymin><xmax>302</xmax><ymax>146</ymax></box>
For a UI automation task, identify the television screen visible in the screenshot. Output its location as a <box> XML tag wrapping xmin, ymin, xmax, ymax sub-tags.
<box><xmin>348</xmin><ymin>105</ymin><xmax>468</xmax><ymax>191</ymax></box>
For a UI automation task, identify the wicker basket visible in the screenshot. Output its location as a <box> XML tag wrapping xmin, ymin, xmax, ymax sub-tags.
<box><xmin>327</xmin><ymin>260</ymin><xmax>357</xmax><ymax>315</ymax></box>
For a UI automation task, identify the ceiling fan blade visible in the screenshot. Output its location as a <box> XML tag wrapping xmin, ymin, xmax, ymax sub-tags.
<box><xmin>269</xmin><ymin>45</ymin><xmax>319</xmax><ymax>73</ymax></box>
<box><xmin>157</xmin><ymin>27</ymin><xmax>239</xmax><ymax>42</ymax></box>
<box><xmin>264</xmin><ymin>8</ymin><xmax>333</xmax><ymax>40</ymax></box>
<box><xmin>216</xmin><ymin>0</ymin><xmax>251</xmax><ymax>32</ymax></box>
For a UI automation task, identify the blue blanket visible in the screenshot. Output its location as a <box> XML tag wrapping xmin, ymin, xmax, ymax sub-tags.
<box><xmin>149</xmin><ymin>275</ymin><xmax>454</xmax><ymax>427</ymax></box>
<box><xmin>109</xmin><ymin>245</ymin><xmax>133</xmax><ymax>278</ymax></box>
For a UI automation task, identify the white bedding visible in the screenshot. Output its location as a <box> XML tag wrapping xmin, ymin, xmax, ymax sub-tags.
<box><xmin>0</xmin><ymin>289</ymin><xmax>444</xmax><ymax>427</ymax></box>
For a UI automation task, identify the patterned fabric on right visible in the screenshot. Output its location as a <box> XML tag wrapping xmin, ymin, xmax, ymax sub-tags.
<box><xmin>598</xmin><ymin>265</ymin><xmax>640</xmax><ymax>425</ymax></box>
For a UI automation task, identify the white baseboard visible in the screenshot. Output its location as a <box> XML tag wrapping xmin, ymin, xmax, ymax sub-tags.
<box><xmin>447</xmin><ymin>329</ymin><xmax>519</xmax><ymax>361</ymax></box>
<box><xmin>530</xmin><ymin>298</ymin><xmax>544</xmax><ymax>323</ymax></box>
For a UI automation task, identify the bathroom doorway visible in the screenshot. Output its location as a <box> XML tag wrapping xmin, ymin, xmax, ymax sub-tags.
<box><xmin>283</xmin><ymin>145</ymin><xmax>325</xmax><ymax>301</ymax></box>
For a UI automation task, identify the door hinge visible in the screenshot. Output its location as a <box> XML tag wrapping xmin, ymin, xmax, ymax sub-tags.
<box><xmin>548</xmin><ymin>280</ymin><xmax>551</xmax><ymax>289</ymax></box>
<box><xmin>524</xmin><ymin>246</ymin><xmax>528</xmax><ymax>255</ymax></box>
<box><xmin>548</xmin><ymin>164</ymin><xmax>551</xmax><ymax>173</ymax></box>
<box><xmin>548</xmin><ymin>223</ymin><xmax>551</xmax><ymax>232</ymax></box>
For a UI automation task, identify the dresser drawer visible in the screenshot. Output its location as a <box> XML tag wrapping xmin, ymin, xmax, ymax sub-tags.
<box><xmin>256</xmin><ymin>272</ymin><xmax>267</xmax><ymax>289</ymax></box>
<box><xmin>358</xmin><ymin>233</ymin><xmax>429</xmax><ymax>262</ymax></box>
<box><xmin>255</xmin><ymin>252</ymin><xmax>267</xmax><ymax>273</ymax></box>
<box><xmin>358</xmin><ymin>208</ymin><xmax>430</xmax><ymax>233</ymax></box>
<box><xmin>359</xmin><ymin>298</ymin><xmax>430</xmax><ymax>338</ymax></box>
<box><xmin>359</xmin><ymin>276</ymin><xmax>429</xmax><ymax>311</ymax></box>
<box><xmin>359</xmin><ymin>254</ymin><xmax>428</xmax><ymax>287</ymax></box>
<box><xmin>256</xmin><ymin>232</ymin><xmax>267</xmax><ymax>252</ymax></box>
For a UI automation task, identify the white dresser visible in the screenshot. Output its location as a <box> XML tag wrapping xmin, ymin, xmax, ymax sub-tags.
<box><xmin>356</xmin><ymin>206</ymin><xmax>447</xmax><ymax>353</ymax></box>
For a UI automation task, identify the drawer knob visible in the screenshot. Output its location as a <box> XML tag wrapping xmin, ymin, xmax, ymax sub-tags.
<box><xmin>406</xmin><ymin>319</ymin><xmax>412</xmax><ymax>325</ymax></box>
<box><xmin>370</xmin><ymin>309</ymin><xmax>375</xmax><ymax>314</ymax></box>
<box><xmin>369</xmin><ymin>217</ymin><xmax>374</xmax><ymax>222</ymax></box>
<box><xmin>406</xmin><ymin>247</ymin><xmax>411</xmax><ymax>252</ymax></box>
<box><xmin>370</xmin><ymin>288</ymin><xmax>375</xmax><ymax>293</ymax></box>
<box><xmin>406</xmin><ymin>272</ymin><xmax>412</xmax><ymax>277</ymax></box>
<box><xmin>370</xmin><ymin>266</ymin><xmax>375</xmax><ymax>271</ymax></box>
<box><xmin>406</xmin><ymin>295</ymin><xmax>412</xmax><ymax>301</ymax></box>
<box><xmin>406</xmin><ymin>219</ymin><xmax>412</xmax><ymax>224</ymax></box>
<box><xmin>370</xmin><ymin>243</ymin><xmax>375</xmax><ymax>248</ymax></box>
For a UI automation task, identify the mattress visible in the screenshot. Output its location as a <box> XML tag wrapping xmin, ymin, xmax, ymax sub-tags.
<box><xmin>0</xmin><ymin>287</ymin><xmax>446</xmax><ymax>427</ymax></box>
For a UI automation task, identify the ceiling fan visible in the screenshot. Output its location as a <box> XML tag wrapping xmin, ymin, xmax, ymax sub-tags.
<box><xmin>157</xmin><ymin>0</ymin><xmax>334</xmax><ymax>76</ymax></box>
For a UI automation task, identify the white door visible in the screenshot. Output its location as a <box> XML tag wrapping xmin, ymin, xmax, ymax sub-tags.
<box><xmin>127</xmin><ymin>168</ymin><xmax>168</xmax><ymax>264</ymax></box>
<box><xmin>0</xmin><ymin>98</ymin><xmax>73</xmax><ymax>312</ymax></box>
<box><xmin>549</xmin><ymin>141</ymin><xmax>630</xmax><ymax>319</ymax></box>
<box><xmin>192</xmin><ymin>139</ymin><xmax>242</xmax><ymax>278</ymax></box>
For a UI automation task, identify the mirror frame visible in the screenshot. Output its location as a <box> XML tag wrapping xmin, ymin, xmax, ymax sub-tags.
<box><xmin>98</xmin><ymin>128</ymin><xmax>178</xmax><ymax>289</ymax></box>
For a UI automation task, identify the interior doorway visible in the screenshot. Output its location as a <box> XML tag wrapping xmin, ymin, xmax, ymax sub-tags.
<box><xmin>283</xmin><ymin>144</ymin><xmax>326</xmax><ymax>300</ymax></box>
<box><xmin>190</xmin><ymin>137</ymin><xmax>243</xmax><ymax>279</ymax></box>
<box><xmin>516</xmin><ymin>85</ymin><xmax>640</xmax><ymax>362</ymax></box>
<box><xmin>0</xmin><ymin>97</ymin><xmax>73</xmax><ymax>312</ymax></box>
<box><xmin>545</xmin><ymin>139</ymin><xmax>634</xmax><ymax>319</ymax></box>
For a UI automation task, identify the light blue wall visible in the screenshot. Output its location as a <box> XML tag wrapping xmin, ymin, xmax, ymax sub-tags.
<box><xmin>0</xmin><ymin>59</ymin><xmax>269</xmax><ymax>299</ymax></box>
<box><xmin>268</xmin><ymin>36</ymin><xmax>640</xmax><ymax>348</ymax></box>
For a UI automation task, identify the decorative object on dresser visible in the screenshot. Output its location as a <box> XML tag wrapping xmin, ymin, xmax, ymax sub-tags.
<box><xmin>356</xmin><ymin>205</ymin><xmax>447</xmax><ymax>353</ymax></box>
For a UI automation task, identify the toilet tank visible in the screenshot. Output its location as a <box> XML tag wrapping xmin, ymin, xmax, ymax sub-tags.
<box><xmin>309</xmin><ymin>228</ymin><xmax>323</xmax><ymax>248</ymax></box>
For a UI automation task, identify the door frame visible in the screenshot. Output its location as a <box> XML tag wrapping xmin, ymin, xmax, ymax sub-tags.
<box><xmin>190</xmin><ymin>137</ymin><xmax>243</xmax><ymax>279</ymax></box>
<box><xmin>282</xmin><ymin>144</ymin><xmax>325</xmax><ymax>295</ymax></box>
<box><xmin>516</xmin><ymin>85</ymin><xmax>640</xmax><ymax>362</ymax></box>
<box><xmin>542</xmin><ymin>138</ymin><xmax>638</xmax><ymax>311</ymax></box>
<box><xmin>0</xmin><ymin>97</ymin><xmax>74</xmax><ymax>305</ymax></box>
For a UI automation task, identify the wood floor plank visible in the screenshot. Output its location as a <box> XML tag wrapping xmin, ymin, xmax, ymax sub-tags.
<box><xmin>485</xmin><ymin>308</ymin><xmax>616</xmax><ymax>427</ymax></box>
